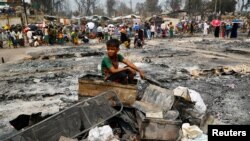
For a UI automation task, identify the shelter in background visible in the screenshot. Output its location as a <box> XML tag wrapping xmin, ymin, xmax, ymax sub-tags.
<box><xmin>60</xmin><ymin>18</ymin><xmax>70</xmax><ymax>25</ymax></box>
<box><xmin>145</xmin><ymin>16</ymin><xmax>163</xmax><ymax>26</ymax></box>
<box><xmin>161</xmin><ymin>10</ymin><xmax>187</xmax><ymax>20</ymax></box>
<box><xmin>162</xmin><ymin>17</ymin><xmax>180</xmax><ymax>27</ymax></box>
<box><xmin>112</xmin><ymin>14</ymin><xmax>141</xmax><ymax>25</ymax></box>
<box><xmin>44</xmin><ymin>15</ymin><xmax>58</xmax><ymax>21</ymax></box>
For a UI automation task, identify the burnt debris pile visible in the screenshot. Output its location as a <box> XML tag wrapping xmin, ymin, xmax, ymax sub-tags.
<box><xmin>1</xmin><ymin>39</ymin><xmax>250</xmax><ymax>140</ymax></box>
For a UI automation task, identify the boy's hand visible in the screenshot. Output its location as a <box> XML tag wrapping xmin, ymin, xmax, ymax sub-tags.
<box><xmin>127</xmin><ymin>67</ymin><xmax>136</xmax><ymax>74</ymax></box>
<box><xmin>139</xmin><ymin>70</ymin><xmax>145</xmax><ymax>79</ymax></box>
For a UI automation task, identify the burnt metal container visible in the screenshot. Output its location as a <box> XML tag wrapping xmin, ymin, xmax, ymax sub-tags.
<box><xmin>78</xmin><ymin>74</ymin><xmax>137</xmax><ymax>106</ymax></box>
<box><xmin>136</xmin><ymin>111</ymin><xmax>182</xmax><ymax>141</ymax></box>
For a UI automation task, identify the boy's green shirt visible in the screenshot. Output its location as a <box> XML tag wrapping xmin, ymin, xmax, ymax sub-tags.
<box><xmin>101</xmin><ymin>54</ymin><xmax>124</xmax><ymax>79</ymax></box>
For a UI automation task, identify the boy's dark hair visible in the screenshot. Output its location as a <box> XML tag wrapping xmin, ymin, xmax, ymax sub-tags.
<box><xmin>106</xmin><ymin>39</ymin><xmax>120</xmax><ymax>48</ymax></box>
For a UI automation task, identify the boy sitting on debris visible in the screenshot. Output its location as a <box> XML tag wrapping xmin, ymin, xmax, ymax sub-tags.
<box><xmin>101</xmin><ymin>39</ymin><xmax>145</xmax><ymax>84</ymax></box>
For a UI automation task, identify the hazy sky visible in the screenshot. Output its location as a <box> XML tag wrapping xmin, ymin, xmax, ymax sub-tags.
<box><xmin>112</xmin><ymin>0</ymin><xmax>145</xmax><ymax>10</ymax></box>
<box><xmin>24</xmin><ymin>0</ymin><xmax>31</xmax><ymax>3</ymax></box>
<box><xmin>69</xmin><ymin>0</ymin><xmax>246</xmax><ymax>12</ymax></box>
<box><xmin>71</xmin><ymin>0</ymin><xmax>145</xmax><ymax>10</ymax></box>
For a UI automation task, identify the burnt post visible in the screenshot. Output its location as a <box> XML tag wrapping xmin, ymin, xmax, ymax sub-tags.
<box><xmin>1</xmin><ymin>57</ymin><xmax>4</xmax><ymax>63</ymax></box>
<box><xmin>22</xmin><ymin>0</ymin><xmax>28</xmax><ymax>25</ymax></box>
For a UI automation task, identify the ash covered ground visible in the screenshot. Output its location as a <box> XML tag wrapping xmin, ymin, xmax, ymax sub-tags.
<box><xmin>0</xmin><ymin>37</ymin><xmax>250</xmax><ymax>139</ymax></box>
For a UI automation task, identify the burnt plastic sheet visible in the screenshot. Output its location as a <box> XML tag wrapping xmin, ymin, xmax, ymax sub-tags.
<box><xmin>3</xmin><ymin>90</ymin><xmax>123</xmax><ymax>141</ymax></box>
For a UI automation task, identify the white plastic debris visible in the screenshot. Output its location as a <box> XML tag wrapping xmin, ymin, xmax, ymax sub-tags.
<box><xmin>192</xmin><ymin>134</ymin><xmax>208</xmax><ymax>141</ymax></box>
<box><xmin>87</xmin><ymin>125</ymin><xmax>115</xmax><ymax>141</ymax></box>
<box><xmin>146</xmin><ymin>111</ymin><xmax>164</xmax><ymax>118</ymax></box>
<box><xmin>173</xmin><ymin>86</ymin><xmax>191</xmax><ymax>101</ymax></box>
<box><xmin>188</xmin><ymin>89</ymin><xmax>207</xmax><ymax>115</ymax></box>
<box><xmin>181</xmin><ymin>134</ymin><xmax>207</xmax><ymax>141</ymax></box>
<box><xmin>182</xmin><ymin>123</ymin><xmax>203</xmax><ymax>139</ymax></box>
<box><xmin>173</xmin><ymin>86</ymin><xmax>206</xmax><ymax>116</ymax></box>
<box><xmin>33</xmin><ymin>79</ymin><xmax>41</xmax><ymax>83</ymax></box>
<box><xmin>59</xmin><ymin>136</ymin><xmax>77</xmax><ymax>141</ymax></box>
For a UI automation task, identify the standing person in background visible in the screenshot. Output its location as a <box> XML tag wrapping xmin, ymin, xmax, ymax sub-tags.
<box><xmin>36</xmin><ymin>29</ymin><xmax>44</xmax><ymax>45</ymax></box>
<box><xmin>138</xmin><ymin>27</ymin><xmax>144</xmax><ymax>45</ymax></box>
<box><xmin>182</xmin><ymin>22</ymin><xmax>187</xmax><ymax>34</ymax></box>
<box><xmin>51</xmin><ymin>27</ymin><xmax>57</xmax><ymax>45</ymax></box>
<box><xmin>10</xmin><ymin>30</ymin><xmax>17</xmax><ymax>48</ymax></box>
<box><xmin>17</xmin><ymin>29</ymin><xmax>24</xmax><ymax>47</ymax></box>
<box><xmin>71</xmin><ymin>30</ymin><xmax>78</xmax><ymax>45</ymax></box>
<box><xmin>114</xmin><ymin>25</ymin><xmax>120</xmax><ymax>39</ymax></box>
<box><xmin>156</xmin><ymin>25</ymin><xmax>161</xmax><ymax>38</ymax></box>
<box><xmin>247</xmin><ymin>21</ymin><xmax>250</xmax><ymax>37</ymax></box>
<box><xmin>220</xmin><ymin>22</ymin><xmax>226</xmax><ymax>38</ymax></box>
<box><xmin>7</xmin><ymin>31</ymin><xmax>13</xmax><ymax>48</ymax></box>
<box><xmin>214</xmin><ymin>26</ymin><xmax>220</xmax><ymax>38</ymax></box>
<box><xmin>145</xmin><ymin>22</ymin><xmax>151</xmax><ymax>40</ymax></box>
<box><xmin>150</xmin><ymin>24</ymin><xmax>155</xmax><ymax>38</ymax></box>
<box><xmin>133</xmin><ymin>23</ymin><xmax>140</xmax><ymax>31</ymax></box>
<box><xmin>26</xmin><ymin>29</ymin><xmax>33</xmax><ymax>47</ymax></box>
<box><xmin>143</xmin><ymin>22</ymin><xmax>148</xmax><ymax>39</ymax></box>
<box><xmin>230</xmin><ymin>23</ymin><xmax>239</xmax><ymax>38</ymax></box>
<box><xmin>48</xmin><ymin>26</ymin><xmax>54</xmax><ymax>45</ymax></box>
<box><xmin>225</xmin><ymin>23</ymin><xmax>232</xmax><ymax>38</ymax></box>
<box><xmin>203</xmin><ymin>21</ymin><xmax>209</xmax><ymax>36</ymax></box>
<box><xmin>57</xmin><ymin>29</ymin><xmax>64</xmax><ymax>45</ymax></box>
<box><xmin>161</xmin><ymin>21</ymin><xmax>167</xmax><ymax>38</ymax></box>
<box><xmin>169</xmin><ymin>22</ymin><xmax>174</xmax><ymax>38</ymax></box>
<box><xmin>44</xmin><ymin>26</ymin><xmax>49</xmax><ymax>45</ymax></box>
<box><xmin>108</xmin><ymin>25</ymin><xmax>115</xmax><ymax>40</ymax></box>
<box><xmin>248</xmin><ymin>25</ymin><xmax>250</xmax><ymax>37</ymax></box>
<box><xmin>127</xmin><ymin>26</ymin><xmax>132</xmax><ymax>38</ymax></box>
<box><xmin>0</xmin><ymin>29</ymin><xmax>4</xmax><ymax>48</ymax></box>
<box><xmin>97</xmin><ymin>24</ymin><xmax>104</xmax><ymax>43</ymax></box>
<box><xmin>103</xmin><ymin>25</ymin><xmax>109</xmax><ymax>41</ymax></box>
<box><xmin>85</xmin><ymin>25</ymin><xmax>90</xmax><ymax>37</ymax></box>
<box><xmin>190</xmin><ymin>21</ymin><xmax>194</xmax><ymax>35</ymax></box>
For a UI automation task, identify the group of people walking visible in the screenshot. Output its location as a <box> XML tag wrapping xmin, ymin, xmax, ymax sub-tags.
<box><xmin>213</xmin><ymin>22</ymin><xmax>239</xmax><ymax>38</ymax></box>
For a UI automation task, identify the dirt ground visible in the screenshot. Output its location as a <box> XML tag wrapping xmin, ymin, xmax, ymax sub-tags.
<box><xmin>0</xmin><ymin>35</ymin><xmax>250</xmax><ymax>139</ymax></box>
<box><xmin>0</xmin><ymin>46</ymin><xmax>69</xmax><ymax>63</ymax></box>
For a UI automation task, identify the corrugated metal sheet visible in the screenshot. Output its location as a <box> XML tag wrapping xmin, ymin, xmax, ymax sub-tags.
<box><xmin>3</xmin><ymin>91</ymin><xmax>123</xmax><ymax>141</ymax></box>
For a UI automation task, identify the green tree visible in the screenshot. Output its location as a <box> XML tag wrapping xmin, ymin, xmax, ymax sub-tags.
<box><xmin>74</xmin><ymin>0</ymin><xmax>98</xmax><ymax>16</ymax></box>
<box><xmin>184</xmin><ymin>0</ymin><xmax>202</xmax><ymax>15</ymax></box>
<box><xmin>116</xmin><ymin>2</ymin><xmax>132</xmax><ymax>16</ymax></box>
<box><xmin>162</xmin><ymin>0</ymin><xmax>182</xmax><ymax>12</ymax></box>
<box><xmin>221</xmin><ymin>0</ymin><xmax>237</xmax><ymax>14</ymax></box>
<box><xmin>144</xmin><ymin>0</ymin><xmax>162</xmax><ymax>15</ymax></box>
<box><xmin>170</xmin><ymin>0</ymin><xmax>182</xmax><ymax>11</ymax></box>
<box><xmin>35</xmin><ymin>0</ymin><xmax>53</xmax><ymax>14</ymax></box>
<box><xmin>209</xmin><ymin>0</ymin><xmax>237</xmax><ymax>14</ymax></box>
<box><xmin>106</xmin><ymin>0</ymin><xmax>116</xmax><ymax>17</ymax></box>
<box><xmin>135</xmin><ymin>2</ymin><xmax>146</xmax><ymax>17</ymax></box>
<box><xmin>92</xmin><ymin>4</ymin><xmax>105</xmax><ymax>16</ymax></box>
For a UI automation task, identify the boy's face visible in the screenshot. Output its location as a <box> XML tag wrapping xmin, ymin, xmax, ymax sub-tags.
<box><xmin>107</xmin><ymin>46</ymin><xmax>119</xmax><ymax>58</ymax></box>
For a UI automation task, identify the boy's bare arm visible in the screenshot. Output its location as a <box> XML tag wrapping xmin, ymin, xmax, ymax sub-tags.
<box><xmin>122</xmin><ymin>59</ymin><xmax>145</xmax><ymax>79</ymax></box>
<box><xmin>109</xmin><ymin>66</ymin><xmax>128</xmax><ymax>73</ymax></box>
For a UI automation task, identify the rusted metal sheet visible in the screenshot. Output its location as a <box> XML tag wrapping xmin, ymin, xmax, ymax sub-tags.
<box><xmin>142</xmin><ymin>84</ymin><xmax>174</xmax><ymax>112</ymax></box>
<box><xmin>136</xmin><ymin>111</ymin><xmax>181</xmax><ymax>141</ymax></box>
<box><xmin>78</xmin><ymin>74</ymin><xmax>137</xmax><ymax>106</ymax></box>
<box><xmin>3</xmin><ymin>91</ymin><xmax>123</xmax><ymax>141</ymax></box>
